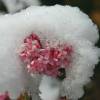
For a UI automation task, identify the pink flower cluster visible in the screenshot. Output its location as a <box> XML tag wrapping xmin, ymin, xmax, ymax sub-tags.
<box><xmin>0</xmin><ymin>92</ymin><xmax>10</xmax><ymax>100</ymax></box>
<box><xmin>60</xmin><ymin>96</ymin><xmax>67</xmax><ymax>100</ymax></box>
<box><xmin>19</xmin><ymin>33</ymin><xmax>73</xmax><ymax>78</ymax></box>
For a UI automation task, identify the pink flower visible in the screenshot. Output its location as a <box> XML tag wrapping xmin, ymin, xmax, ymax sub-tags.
<box><xmin>19</xmin><ymin>33</ymin><xmax>73</xmax><ymax>78</ymax></box>
<box><xmin>60</xmin><ymin>97</ymin><xmax>67</xmax><ymax>100</ymax></box>
<box><xmin>0</xmin><ymin>92</ymin><xmax>10</xmax><ymax>100</ymax></box>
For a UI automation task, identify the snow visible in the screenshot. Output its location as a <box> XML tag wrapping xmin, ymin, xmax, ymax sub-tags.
<box><xmin>0</xmin><ymin>5</ymin><xmax>99</xmax><ymax>100</ymax></box>
<box><xmin>39</xmin><ymin>75</ymin><xmax>60</xmax><ymax>100</ymax></box>
<box><xmin>2</xmin><ymin>0</ymin><xmax>40</xmax><ymax>13</ymax></box>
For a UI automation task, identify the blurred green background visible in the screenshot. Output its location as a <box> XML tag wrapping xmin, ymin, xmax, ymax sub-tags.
<box><xmin>0</xmin><ymin>0</ymin><xmax>100</xmax><ymax>100</ymax></box>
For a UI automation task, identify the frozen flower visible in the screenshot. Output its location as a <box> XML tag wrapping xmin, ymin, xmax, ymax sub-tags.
<box><xmin>19</xmin><ymin>33</ymin><xmax>73</xmax><ymax>78</ymax></box>
<box><xmin>0</xmin><ymin>5</ymin><xmax>99</xmax><ymax>100</ymax></box>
